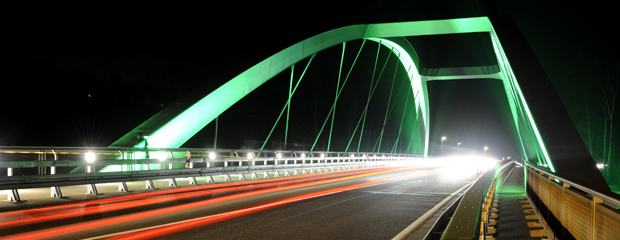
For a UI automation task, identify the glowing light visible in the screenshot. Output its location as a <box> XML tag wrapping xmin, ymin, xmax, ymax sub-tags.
<box><xmin>276</xmin><ymin>153</ymin><xmax>282</xmax><ymax>158</ymax></box>
<box><xmin>85</xmin><ymin>151</ymin><xmax>96</xmax><ymax>163</ymax></box>
<box><xmin>247</xmin><ymin>152</ymin><xmax>253</xmax><ymax>159</ymax></box>
<box><xmin>209</xmin><ymin>152</ymin><xmax>216</xmax><ymax>160</ymax></box>
<box><xmin>320</xmin><ymin>153</ymin><xmax>325</xmax><ymax>159</ymax></box>
<box><xmin>158</xmin><ymin>151</ymin><xmax>167</xmax><ymax>162</ymax></box>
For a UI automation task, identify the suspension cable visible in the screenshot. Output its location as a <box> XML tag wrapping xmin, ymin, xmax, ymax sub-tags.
<box><xmin>258</xmin><ymin>53</ymin><xmax>317</xmax><ymax>156</ymax></box>
<box><xmin>375</xmin><ymin>54</ymin><xmax>400</xmax><ymax>152</ymax></box>
<box><xmin>327</xmin><ymin>42</ymin><xmax>346</xmax><ymax>151</ymax></box>
<box><xmin>309</xmin><ymin>39</ymin><xmax>367</xmax><ymax>154</ymax></box>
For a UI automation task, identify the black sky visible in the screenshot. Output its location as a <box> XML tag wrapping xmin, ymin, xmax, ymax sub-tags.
<box><xmin>1</xmin><ymin>1</ymin><xmax>617</xmax><ymax>159</ymax></box>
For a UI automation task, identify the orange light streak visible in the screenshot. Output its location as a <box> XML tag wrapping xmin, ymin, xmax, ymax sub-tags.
<box><xmin>106</xmin><ymin>169</ymin><xmax>434</xmax><ymax>240</ymax></box>
<box><xmin>1</xmin><ymin>167</ymin><xmax>419</xmax><ymax>240</ymax></box>
<box><xmin>0</xmin><ymin>168</ymin><xmax>385</xmax><ymax>228</ymax></box>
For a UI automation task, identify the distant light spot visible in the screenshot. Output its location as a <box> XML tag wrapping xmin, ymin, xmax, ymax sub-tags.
<box><xmin>88</xmin><ymin>94</ymin><xmax>91</xmax><ymax>97</ymax></box>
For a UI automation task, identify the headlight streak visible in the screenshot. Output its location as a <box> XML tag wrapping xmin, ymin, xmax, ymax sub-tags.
<box><xmin>101</xmin><ymin>169</ymin><xmax>435</xmax><ymax>240</ymax></box>
<box><xmin>0</xmin><ymin>167</ymin><xmax>422</xmax><ymax>240</ymax></box>
<box><xmin>0</xmin><ymin>168</ymin><xmax>387</xmax><ymax>229</ymax></box>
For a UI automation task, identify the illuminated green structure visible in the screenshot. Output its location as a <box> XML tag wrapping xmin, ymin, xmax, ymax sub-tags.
<box><xmin>108</xmin><ymin>16</ymin><xmax>611</xmax><ymax>194</ymax></box>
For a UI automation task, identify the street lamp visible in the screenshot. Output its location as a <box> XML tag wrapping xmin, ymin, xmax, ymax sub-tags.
<box><xmin>441</xmin><ymin>136</ymin><xmax>446</xmax><ymax>156</ymax></box>
<box><xmin>484</xmin><ymin>146</ymin><xmax>488</xmax><ymax>155</ymax></box>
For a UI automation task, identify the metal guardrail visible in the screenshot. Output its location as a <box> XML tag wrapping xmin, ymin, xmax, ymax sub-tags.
<box><xmin>524</xmin><ymin>163</ymin><xmax>620</xmax><ymax>240</ymax></box>
<box><xmin>0</xmin><ymin>146</ymin><xmax>426</xmax><ymax>202</ymax></box>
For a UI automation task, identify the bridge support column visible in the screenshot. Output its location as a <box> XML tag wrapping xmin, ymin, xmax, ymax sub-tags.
<box><xmin>7</xmin><ymin>189</ymin><xmax>22</xmax><ymax>202</ymax></box>
<box><xmin>309</xmin><ymin>169</ymin><xmax>315</xmax><ymax>174</ymax></box>
<box><xmin>224</xmin><ymin>174</ymin><xmax>231</xmax><ymax>182</ymax></box>
<box><xmin>169</xmin><ymin>178</ymin><xmax>178</xmax><ymax>187</ymax></box>
<box><xmin>189</xmin><ymin>177</ymin><xmax>197</xmax><ymax>185</ymax></box>
<box><xmin>146</xmin><ymin>180</ymin><xmax>156</xmax><ymax>189</ymax></box>
<box><xmin>302</xmin><ymin>169</ymin><xmax>308</xmax><ymax>175</ymax></box>
<box><xmin>118</xmin><ymin>182</ymin><xmax>129</xmax><ymax>192</ymax></box>
<box><xmin>251</xmin><ymin>172</ymin><xmax>259</xmax><ymax>179</ymax></box>
<box><xmin>263</xmin><ymin>172</ymin><xmax>270</xmax><ymax>178</ymax></box>
<box><xmin>284</xmin><ymin>170</ymin><xmax>290</xmax><ymax>176</ymax></box>
<box><xmin>51</xmin><ymin>186</ymin><xmax>63</xmax><ymax>198</ymax></box>
<box><xmin>293</xmin><ymin>170</ymin><xmax>299</xmax><ymax>175</ymax></box>
<box><xmin>274</xmin><ymin>171</ymin><xmax>280</xmax><ymax>177</ymax></box>
<box><xmin>87</xmin><ymin>184</ymin><xmax>100</xmax><ymax>195</ymax></box>
<box><xmin>238</xmin><ymin>173</ymin><xmax>246</xmax><ymax>181</ymax></box>
<box><xmin>206</xmin><ymin>176</ymin><xmax>214</xmax><ymax>183</ymax></box>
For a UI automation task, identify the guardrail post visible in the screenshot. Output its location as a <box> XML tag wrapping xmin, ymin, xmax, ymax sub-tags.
<box><xmin>238</xmin><ymin>173</ymin><xmax>246</xmax><ymax>181</ymax></box>
<box><xmin>224</xmin><ymin>174</ymin><xmax>231</xmax><ymax>182</ymax></box>
<box><xmin>274</xmin><ymin>171</ymin><xmax>280</xmax><ymax>177</ymax></box>
<box><xmin>284</xmin><ymin>170</ymin><xmax>290</xmax><ymax>176</ymax></box>
<box><xmin>206</xmin><ymin>176</ymin><xmax>214</xmax><ymax>183</ymax></box>
<box><xmin>302</xmin><ymin>169</ymin><xmax>307</xmax><ymax>175</ymax></box>
<box><xmin>118</xmin><ymin>182</ymin><xmax>129</xmax><ymax>192</ymax></box>
<box><xmin>8</xmin><ymin>189</ymin><xmax>22</xmax><ymax>202</ymax></box>
<box><xmin>146</xmin><ymin>180</ymin><xmax>156</xmax><ymax>189</ymax></box>
<box><xmin>263</xmin><ymin>172</ymin><xmax>270</xmax><ymax>178</ymax></box>
<box><xmin>51</xmin><ymin>186</ymin><xmax>63</xmax><ymax>198</ymax></box>
<box><xmin>7</xmin><ymin>167</ymin><xmax>12</xmax><ymax>177</ymax></box>
<box><xmin>87</xmin><ymin>184</ymin><xmax>100</xmax><ymax>195</ymax></box>
<box><xmin>591</xmin><ymin>196</ymin><xmax>602</xmax><ymax>240</ymax></box>
<box><xmin>189</xmin><ymin>177</ymin><xmax>197</xmax><ymax>185</ymax></box>
<box><xmin>562</xmin><ymin>182</ymin><xmax>570</xmax><ymax>225</ymax></box>
<box><xmin>169</xmin><ymin>178</ymin><xmax>178</xmax><ymax>187</ymax></box>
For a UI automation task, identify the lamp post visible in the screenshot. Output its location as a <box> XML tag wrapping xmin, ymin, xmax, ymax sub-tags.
<box><xmin>484</xmin><ymin>146</ymin><xmax>488</xmax><ymax>155</ymax></box>
<box><xmin>441</xmin><ymin>136</ymin><xmax>446</xmax><ymax>156</ymax></box>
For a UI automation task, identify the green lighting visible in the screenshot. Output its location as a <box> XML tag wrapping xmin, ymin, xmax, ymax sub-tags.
<box><xmin>110</xmin><ymin>16</ymin><xmax>557</xmax><ymax>173</ymax></box>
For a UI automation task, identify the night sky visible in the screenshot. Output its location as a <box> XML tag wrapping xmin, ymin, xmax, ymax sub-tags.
<box><xmin>1</xmin><ymin>1</ymin><xmax>618</xmax><ymax>160</ymax></box>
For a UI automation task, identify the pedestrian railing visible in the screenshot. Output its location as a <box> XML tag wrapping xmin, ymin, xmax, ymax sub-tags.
<box><xmin>524</xmin><ymin>164</ymin><xmax>620</xmax><ymax>240</ymax></box>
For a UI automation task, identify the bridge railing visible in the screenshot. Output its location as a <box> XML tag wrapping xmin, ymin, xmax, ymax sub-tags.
<box><xmin>0</xmin><ymin>146</ymin><xmax>426</xmax><ymax>202</ymax></box>
<box><xmin>524</xmin><ymin>163</ymin><xmax>620</xmax><ymax>240</ymax></box>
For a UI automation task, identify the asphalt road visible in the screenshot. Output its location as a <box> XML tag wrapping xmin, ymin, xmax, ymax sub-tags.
<box><xmin>0</xmin><ymin>167</ymin><xmax>478</xmax><ymax>240</ymax></box>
